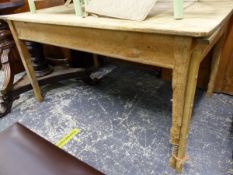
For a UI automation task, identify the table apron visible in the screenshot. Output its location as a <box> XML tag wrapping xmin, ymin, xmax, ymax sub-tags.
<box><xmin>13</xmin><ymin>21</ymin><xmax>177</xmax><ymax>69</ymax></box>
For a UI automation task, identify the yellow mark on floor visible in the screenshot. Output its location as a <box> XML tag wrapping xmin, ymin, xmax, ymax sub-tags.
<box><xmin>56</xmin><ymin>128</ymin><xmax>80</xmax><ymax>148</ymax></box>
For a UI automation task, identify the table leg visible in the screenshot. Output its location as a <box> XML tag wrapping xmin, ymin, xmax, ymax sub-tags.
<box><xmin>169</xmin><ymin>37</ymin><xmax>192</xmax><ymax>168</ymax></box>
<box><xmin>175</xmin><ymin>49</ymin><xmax>202</xmax><ymax>172</ymax></box>
<box><xmin>206</xmin><ymin>37</ymin><xmax>225</xmax><ymax>96</ymax></box>
<box><xmin>8</xmin><ymin>21</ymin><xmax>43</xmax><ymax>102</ymax></box>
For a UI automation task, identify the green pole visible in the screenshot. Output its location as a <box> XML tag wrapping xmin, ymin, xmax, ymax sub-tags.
<box><xmin>174</xmin><ymin>0</ymin><xmax>183</xmax><ymax>19</ymax></box>
<box><xmin>73</xmin><ymin>0</ymin><xmax>83</xmax><ymax>16</ymax></box>
<box><xmin>28</xmin><ymin>0</ymin><xmax>36</xmax><ymax>13</ymax></box>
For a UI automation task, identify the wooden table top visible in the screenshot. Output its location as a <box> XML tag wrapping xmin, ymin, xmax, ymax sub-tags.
<box><xmin>1</xmin><ymin>0</ymin><xmax>233</xmax><ymax>37</ymax></box>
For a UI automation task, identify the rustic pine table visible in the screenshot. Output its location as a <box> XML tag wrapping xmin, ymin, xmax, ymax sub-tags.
<box><xmin>2</xmin><ymin>0</ymin><xmax>233</xmax><ymax>172</ymax></box>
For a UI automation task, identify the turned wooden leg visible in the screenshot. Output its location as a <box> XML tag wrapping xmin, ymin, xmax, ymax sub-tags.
<box><xmin>1</xmin><ymin>48</ymin><xmax>14</xmax><ymax>94</ymax></box>
<box><xmin>25</xmin><ymin>41</ymin><xmax>53</xmax><ymax>77</ymax></box>
<box><xmin>0</xmin><ymin>20</ymin><xmax>16</xmax><ymax>117</ymax></box>
<box><xmin>0</xmin><ymin>47</ymin><xmax>14</xmax><ymax>117</ymax></box>
<box><xmin>169</xmin><ymin>37</ymin><xmax>192</xmax><ymax>169</ymax></box>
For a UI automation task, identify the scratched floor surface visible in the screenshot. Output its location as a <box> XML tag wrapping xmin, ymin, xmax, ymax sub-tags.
<box><xmin>0</xmin><ymin>62</ymin><xmax>232</xmax><ymax>175</ymax></box>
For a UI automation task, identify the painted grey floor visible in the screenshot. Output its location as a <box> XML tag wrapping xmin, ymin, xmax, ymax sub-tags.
<box><xmin>0</xmin><ymin>62</ymin><xmax>232</xmax><ymax>175</ymax></box>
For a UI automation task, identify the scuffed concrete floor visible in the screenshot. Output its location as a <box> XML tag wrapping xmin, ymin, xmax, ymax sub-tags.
<box><xmin>0</xmin><ymin>62</ymin><xmax>232</xmax><ymax>175</ymax></box>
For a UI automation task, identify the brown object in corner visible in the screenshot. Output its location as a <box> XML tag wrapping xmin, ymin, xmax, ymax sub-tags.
<box><xmin>0</xmin><ymin>123</ymin><xmax>104</xmax><ymax>175</ymax></box>
<box><xmin>214</xmin><ymin>16</ymin><xmax>233</xmax><ymax>95</ymax></box>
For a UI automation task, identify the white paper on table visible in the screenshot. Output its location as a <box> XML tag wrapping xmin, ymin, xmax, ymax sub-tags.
<box><xmin>86</xmin><ymin>0</ymin><xmax>158</xmax><ymax>21</ymax></box>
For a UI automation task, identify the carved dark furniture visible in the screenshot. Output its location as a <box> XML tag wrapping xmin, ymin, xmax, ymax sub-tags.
<box><xmin>0</xmin><ymin>1</ymin><xmax>25</xmax><ymax>117</ymax></box>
